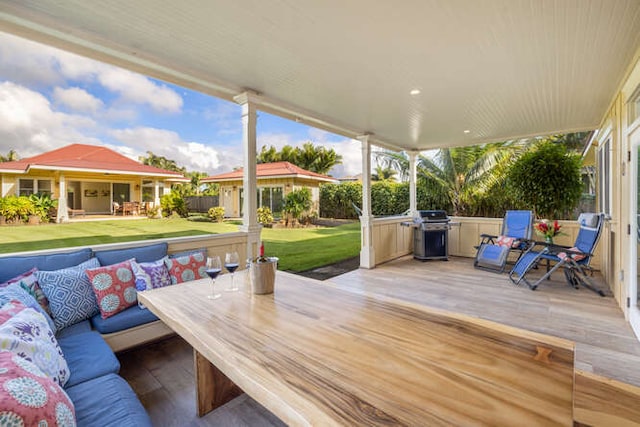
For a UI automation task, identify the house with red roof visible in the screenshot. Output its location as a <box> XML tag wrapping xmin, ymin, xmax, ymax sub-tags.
<box><xmin>201</xmin><ymin>162</ymin><xmax>337</xmax><ymax>217</ymax></box>
<box><xmin>0</xmin><ymin>144</ymin><xmax>188</xmax><ymax>220</ymax></box>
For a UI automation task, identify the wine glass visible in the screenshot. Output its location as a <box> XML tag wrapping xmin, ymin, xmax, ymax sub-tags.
<box><xmin>224</xmin><ymin>251</ymin><xmax>240</xmax><ymax>291</ymax></box>
<box><xmin>205</xmin><ymin>256</ymin><xmax>222</xmax><ymax>299</ymax></box>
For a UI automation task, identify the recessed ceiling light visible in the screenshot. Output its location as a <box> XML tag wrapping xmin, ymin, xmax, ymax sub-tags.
<box><xmin>463</xmin><ymin>130</ymin><xmax>471</xmax><ymax>134</ymax></box>
<box><xmin>410</xmin><ymin>89</ymin><xmax>421</xmax><ymax>95</ymax></box>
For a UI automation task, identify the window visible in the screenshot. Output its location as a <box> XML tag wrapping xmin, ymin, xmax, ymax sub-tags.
<box><xmin>18</xmin><ymin>179</ymin><xmax>51</xmax><ymax>196</ymax></box>
<box><xmin>142</xmin><ymin>180</ymin><xmax>154</xmax><ymax>202</ymax></box>
<box><xmin>597</xmin><ymin>138</ymin><xmax>611</xmax><ymax>216</ymax></box>
<box><xmin>259</xmin><ymin>187</ymin><xmax>284</xmax><ymax>214</ymax></box>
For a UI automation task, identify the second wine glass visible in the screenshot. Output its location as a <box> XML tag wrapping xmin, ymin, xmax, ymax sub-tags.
<box><xmin>205</xmin><ymin>256</ymin><xmax>222</xmax><ymax>299</ymax></box>
<box><xmin>224</xmin><ymin>251</ymin><xmax>239</xmax><ymax>291</ymax></box>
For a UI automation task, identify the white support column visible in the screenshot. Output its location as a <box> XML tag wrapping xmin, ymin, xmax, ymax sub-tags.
<box><xmin>408</xmin><ymin>150</ymin><xmax>418</xmax><ymax>216</ymax></box>
<box><xmin>234</xmin><ymin>91</ymin><xmax>262</xmax><ymax>260</ymax></box>
<box><xmin>357</xmin><ymin>134</ymin><xmax>375</xmax><ymax>269</ymax></box>
<box><xmin>154</xmin><ymin>181</ymin><xmax>161</xmax><ymax>217</ymax></box>
<box><xmin>56</xmin><ymin>173</ymin><xmax>69</xmax><ymax>223</ymax></box>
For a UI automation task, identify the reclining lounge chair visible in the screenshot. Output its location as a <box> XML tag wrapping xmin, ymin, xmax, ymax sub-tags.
<box><xmin>474</xmin><ymin>210</ymin><xmax>534</xmax><ymax>273</ymax></box>
<box><xmin>509</xmin><ymin>213</ymin><xmax>605</xmax><ymax>296</ymax></box>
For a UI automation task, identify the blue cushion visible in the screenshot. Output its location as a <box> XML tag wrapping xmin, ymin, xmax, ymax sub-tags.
<box><xmin>0</xmin><ymin>248</ymin><xmax>92</xmax><ymax>283</ymax></box>
<box><xmin>56</xmin><ymin>319</ymin><xmax>92</xmax><ymax>339</ymax></box>
<box><xmin>475</xmin><ymin>244</ymin><xmax>509</xmax><ymax>268</ymax></box>
<box><xmin>94</xmin><ymin>242</ymin><xmax>168</xmax><ymax>266</ymax></box>
<box><xmin>91</xmin><ymin>305</ymin><xmax>159</xmax><ymax>334</ymax></box>
<box><xmin>0</xmin><ymin>282</ymin><xmax>57</xmax><ymax>333</ymax></box>
<box><xmin>65</xmin><ymin>373</ymin><xmax>152</xmax><ymax>427</ymax></box>
<box><xmin>59</xmin><ymin>330</ymin><xmax>120</xmax><ymax>388</ymax></box>
<box><xmin>37</xmin><ymin>258</ymin><xmax>101</xmax><ymax>330</ymax></box>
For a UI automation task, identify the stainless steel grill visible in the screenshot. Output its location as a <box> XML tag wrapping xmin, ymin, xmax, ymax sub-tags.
<box><xmin>410</xmin><ymin>210</ymin><xmax>451</xmax><ymax>261</ymax></box>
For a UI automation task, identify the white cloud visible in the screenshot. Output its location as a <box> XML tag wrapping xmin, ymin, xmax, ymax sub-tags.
<box><xmin>0</xmin><ymin>82</ymin><xmax>100</xmax><ymax>156</ymax></box>
<box><xmin>98</xmin><ymin>68</ymin><xmax>183</xmax><ymax>113</ymax></box>
<box><xmin>110</xmin><ymin>127</ymin><xmax>222</xmax><ymax>172</ymax></box>
<box><xmin>53</xmin><ymin>87</ymin><xmax>104</xmax><ymax>113</ymax></box>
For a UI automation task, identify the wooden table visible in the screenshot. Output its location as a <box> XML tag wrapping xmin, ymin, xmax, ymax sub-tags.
<box><xmin>138</xmin><ymin>272</ymin><xmax>575</xmax><ymax>426</ymax></box>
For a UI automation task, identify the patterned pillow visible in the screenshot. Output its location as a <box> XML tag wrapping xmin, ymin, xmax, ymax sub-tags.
<box><xmin>0</xmin><ymin>282</ymin><xmax>56</xmax><ymax>334</ymax></box>
<box><xmin>0</xmin><ymin>303</ymin><xmax>70</xmax><ymax>387</ymax></box>
<box><xmin>36</xmin><ymin>258</ymin><xmax>100</xmax><ymax>330</ymax></box>
<box><xmin>0</xmin><ymin>268</ymin><xmax>51</xmax><ymax>316</ymax></box>
<box><xmin>557</xmin><ymin>247</ymin><xmax>587</xmax><ymax>262</ymax></box>
<box><xmin>131</xmin><ymin>257</ymin><xmax>172</xmax><ymax>291</ymax></box>
<box><xmin>0</xmin><ymin>351</ymin><xmax>75</xmax><ymax>426</ymax></box>
<box><xmin>495</xmin><ymin>235</ymin><xmax>519</xmax><ymax>248</ymax></box>
<box><xmin>86</xmin><ymin>259</ymin><xmax>138</xmax><ymax>319</ymax></box>
<box><xmin>164</xmin><ymin>252</ymin><xmax>207</xmax><ymax>284</ymax></box>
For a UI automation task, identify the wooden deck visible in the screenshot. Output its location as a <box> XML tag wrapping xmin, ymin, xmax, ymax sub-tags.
<box><xmin>118</xmin><ymin>256</ymin><xmax>640</xmax><ymax>426</ymax></box>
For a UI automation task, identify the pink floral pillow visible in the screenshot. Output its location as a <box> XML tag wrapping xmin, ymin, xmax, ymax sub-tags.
<box><xmin>557</xmin><ymin>247</ymin><xmax>587</xmax><ymax>262</ymax></box>
<box><xmin>0</xmin><ymin>351</ymin><xmax>75</xmax><ymax>426</ymax></box>
<box><xmin>164</xmin><ymin>252</ymin><xmax>207</xmax><ymax>284</ymax></box>
<box><xmin>85</xmin><ymin>259</ymin><xmax>138</xmax><ymax>319</ymax></box>
<box><xmin>0</xmin><ymin>268</ymin><xmax>51</xmax><ymax>316</ymax></box>
<box><xmin>495</xmin><ymin>235</ymin><xmax>518</xmax><ymax>248</ymax></box>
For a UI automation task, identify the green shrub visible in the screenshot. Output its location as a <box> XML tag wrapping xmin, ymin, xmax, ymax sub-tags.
<box><xmin>160</xmin><ymin>191</ymin><xmax>188</xmax><ymax>217</ymax></box>
<box><xmin>208</xmin><ymin>206</ymin><xmax>225</xmax><ymax>222</ymax></box>
<box><xmin>0</xmin><ymin>195</ymin><xmax>35</xmax><ymax>223</ymax></box>
<box><xmin>146</xmin><ymin>205</ymin><xmax>161</xmax><ymax>219</ymax></box>
<box><xmin>257</xmin><ymin>206</ymin><xmax>274</xmax><ymax>225</ymax></box>
<box><xmin>283</xmin><ymin>187</ymin><xmax>312</xmax><ymax>225</ymax></box>
<box><xmin>29</xmin><ymin>193</ymin><xmax>57</xmax><ymax>223</ymax></box>
<box><xmin>507</xmin><ymin>142</ymin><xmax>582</xmax><ymax>219</ymax></box>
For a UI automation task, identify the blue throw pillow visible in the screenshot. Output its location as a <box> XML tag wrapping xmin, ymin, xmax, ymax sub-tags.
<box><xmin>37</xmin><ymin>258</ymin><xmax>100</xmax><ymax>330</ymax></box>
<box><xmin>0</xmin><ymin>282</ymin><xmax>57</xmax><ymax>334</ymax></box>
<box><xmin>94</xmin><ymin>242</ymin><xmax>168</xmax><ymax>266</ymax></box>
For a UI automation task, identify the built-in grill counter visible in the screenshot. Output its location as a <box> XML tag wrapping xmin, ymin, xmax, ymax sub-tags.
<box><xmin>402</xmin><ymin>210</ymin><xmax>454</xmax><ymax>261</ymax></box>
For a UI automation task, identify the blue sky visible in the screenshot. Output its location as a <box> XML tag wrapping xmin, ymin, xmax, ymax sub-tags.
<box><xmin>0</xmin><ymin>32</ymin><xmax>362</xmax><ymax>177</ymax></box>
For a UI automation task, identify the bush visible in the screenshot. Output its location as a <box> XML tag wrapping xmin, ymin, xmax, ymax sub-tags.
<box><xmin>146</xmin><ymin>205</ymin><xmax>161</xmax><ymax>219</ymax></box>
<box><xmin>257</xmin><ymin>207</ymin><xmax>274</xmax><ymax>226</ymax></box>
<box><xmin>208</xmin><ymin>206</ymin><xmax>225</xmax><ymax>222</ymax></box>
<box><xmin>160</xmin><ymin>191</ymin><xmax>189</xmax><ymax>217</ymax></box>
<box><xmin>507</xmin><ymin>142</ymin><xmax>582</xmax><ymax>219</ymax></box>
<box><xmin>0</xmin><ymin>196</ymin><xmax>35</xmax><ymax>223</ymax></box>
<box><xmin>29</xmin><ymin>193</ymin><xmax>57</xmax><ymax>223</ymax></box>
<box><xmin>283</xmin><ymin>187</ymin><xmax>313</xmax><ymax>225</ymax></box>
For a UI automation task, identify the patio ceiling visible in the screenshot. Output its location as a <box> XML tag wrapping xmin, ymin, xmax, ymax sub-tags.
<box><xmin>1</xmin><ymin>1</ymin><xmax>639</xmax><ymax>151</ymax></box>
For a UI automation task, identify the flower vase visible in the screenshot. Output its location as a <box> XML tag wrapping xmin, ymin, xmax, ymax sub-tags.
<box><xmin>545</xmin><ymin>236</ymin><xmax>553</xmax><ymax>244</ymax></box>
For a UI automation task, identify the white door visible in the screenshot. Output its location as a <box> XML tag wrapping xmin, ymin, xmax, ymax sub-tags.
<box><xmin>223</xmin><ymin>188</ymin><xmax>233</xmax><ymax>217</ymax></box>
<box><xmin>630</xmin><ymin>123</ymin><xmax>640</xmax><ymax>338</ymax></box>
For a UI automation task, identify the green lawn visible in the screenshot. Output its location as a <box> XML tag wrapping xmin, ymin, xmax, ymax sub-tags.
<box><xmin>0</xmin><ymin>218</ymin><xmax>361</xmax><ymax>272</ymax></box>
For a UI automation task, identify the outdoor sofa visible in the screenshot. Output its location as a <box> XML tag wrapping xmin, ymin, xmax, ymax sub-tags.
<box><xmin>0</xmin><ymin>241</ymin><xmax>207</xmax><ymax>426</ymax></box>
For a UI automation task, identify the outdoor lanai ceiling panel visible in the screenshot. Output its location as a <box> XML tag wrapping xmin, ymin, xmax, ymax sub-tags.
<box><xmin>1</xmin><ymin>0</ymin><xmax>639</xmax><ymax>150</ymax></box>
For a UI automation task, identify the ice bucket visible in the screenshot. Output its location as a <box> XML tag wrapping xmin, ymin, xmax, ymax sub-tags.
<box><xmin>249</xmin><ymin>257</ymin><xmax>278</xmax><ymax>294</ymax></box>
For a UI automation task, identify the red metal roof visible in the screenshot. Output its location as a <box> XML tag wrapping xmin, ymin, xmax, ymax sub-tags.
<box><xmin>202</xmin><ymin>161</ymin><xmax>337</xmax><ymax>183</ymax></box>
<box><xmin>0</xmin><ymin>144</ymin><xmax>187</xmax><ymax>179</ymax></box>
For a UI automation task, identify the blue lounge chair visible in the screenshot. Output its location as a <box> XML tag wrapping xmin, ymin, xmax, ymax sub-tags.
<box><xmin>474</xmin><ymin>210</ymin><xmax>534</xmax><ymax>272</ymax></box>
<box><xmin>509</xmin><ymin>213</ymin><xmax>605</xmax><ymax>296</ymax></box>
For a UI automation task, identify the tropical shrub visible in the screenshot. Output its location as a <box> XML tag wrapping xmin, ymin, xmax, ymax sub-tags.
<box><xmin>160</xmin><ymin>191</ymin><xmax>189</xmax><ymax>217</ymax></box>
<box><xmin>0</xmin><ymin>196</ymin><xmax>35</xmax><ymax>223</ymax></box>
<box><xmin>208</xmin><ymin>206</ymin><xmax>225</xmax><ymax>222</ymax></box>
<box><xmin>283</xmin><ymin>187</ymin><xmax>312</xmax><ymax>225</ymax></box>
<box><xmin>507</xmin><ymin>141</ymin><xmax>582</xmax><ymax>219</ymax></box>
<box><xmin>29</xmin><ymin>193</ymin><xmax>57</xmax><ymax>223</ymax></box>
<box><xmin>257</xmin><ymin>207</ymin><xmax>274</xmax><ymax>226</ymax></box>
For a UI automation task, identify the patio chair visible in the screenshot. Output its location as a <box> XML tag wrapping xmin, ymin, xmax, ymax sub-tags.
<box><xmin>509</xmin><ymin>213</ymin><xmax>606</xmax><ymax>296</ymax></box>
<box><xmin>473</xmin><ymin>210</ymin><xmax>534</xmax><ymax>273</ymax></box>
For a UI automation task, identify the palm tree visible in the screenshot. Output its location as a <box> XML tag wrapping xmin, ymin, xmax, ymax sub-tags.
<box><xmin>372</xmin><ymin>165</ymin><xmax>397</xmax><ymax>182</ymax></box>
<box><xmin>374</xmin><ymin>150</ymin><xmax>409</xmax><ymax>181</ymax></box>
<box><xmin>0</xmin><ymin>150</ymin><xmax>18</xmax><ymax>162</ymax></box>
<box><xmin>417</xmin><ymin>140</ymin><xmax>532</xmax><ymax>216</ymax></box>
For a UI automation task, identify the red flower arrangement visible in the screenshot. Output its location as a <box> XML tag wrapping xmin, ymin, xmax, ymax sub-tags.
<box><xmin>535</xmin><ymin>220</ymin><xmax>563</xmax><ymax>242</ymax></box>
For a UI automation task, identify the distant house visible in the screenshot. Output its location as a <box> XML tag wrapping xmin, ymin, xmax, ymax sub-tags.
<box><xmin>0</xmin><ymin>144</ymin><xmax>188</xmax><ymax>217</ymax></box>
<box><xmin>201</xmin><ymin>162</ymin><xmax>338</xmax><ymax>217</ymax></box>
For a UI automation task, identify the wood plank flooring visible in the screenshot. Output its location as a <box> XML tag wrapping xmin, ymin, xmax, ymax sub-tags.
<box><xmin>118</xmin><ymin>256</ymin><xmax>640</xmax><ymax>425</ymax></box>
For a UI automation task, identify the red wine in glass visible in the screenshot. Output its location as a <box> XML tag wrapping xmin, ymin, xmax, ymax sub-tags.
<box><xmin>225</xmin><ymin>252</ymin><xmax>239</xmax><ymax>291</ymax></box>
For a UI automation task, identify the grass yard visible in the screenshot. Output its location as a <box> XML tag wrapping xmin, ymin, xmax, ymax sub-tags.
<box><xmin>0</xmin><ymin>218</ymin><xmax>361</xmax><ymax>272</ymax></box>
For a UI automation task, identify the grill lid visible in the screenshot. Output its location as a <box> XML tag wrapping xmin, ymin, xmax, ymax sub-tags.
<box><xmin>414</xmin><ymin>210</ymin><xmax>449</xmax><ymax>222</ymax></box>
